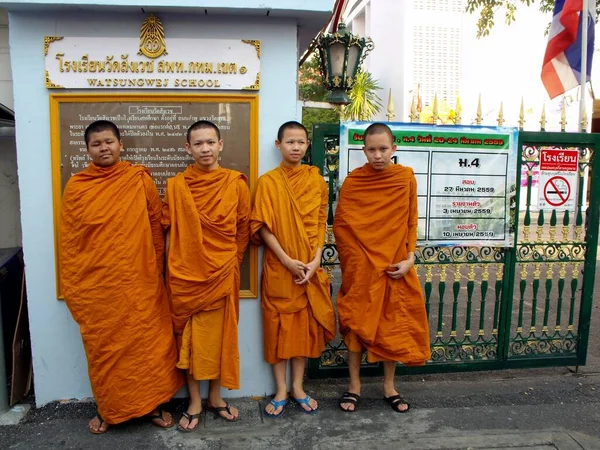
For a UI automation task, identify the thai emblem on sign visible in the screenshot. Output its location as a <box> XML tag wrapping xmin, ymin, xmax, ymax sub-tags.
<box><xmin>138</xmin><ymin>14</ymin><xmax>168</xmax><ymax>59</ymax></box>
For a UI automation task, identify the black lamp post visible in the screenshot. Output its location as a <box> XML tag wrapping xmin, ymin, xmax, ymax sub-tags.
<box><xmin>316</xmin><ymin>22</ymin><xmax>374</xmax><ymax>105</ymax></box>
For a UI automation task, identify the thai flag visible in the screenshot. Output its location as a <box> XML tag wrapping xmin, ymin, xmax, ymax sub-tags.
<box><xmin>541</xmin><ymin>0</ymin><xmax>596</xmax><ymax>99</ymax></box>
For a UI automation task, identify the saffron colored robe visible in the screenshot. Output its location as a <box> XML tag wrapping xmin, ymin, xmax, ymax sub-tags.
<box><xmin>333</xmin><ymin>164</ymin><xmax>431</xmax><ymax>365</ymax></box>
<box><xmin>162</xmin><ymin>165</ymin><xmax>250</xmax><ymax>389</ymax></box>
<box><xmin>251</xmin><ymin>164</ymin><xmax>336</xmax><ymax>364</ymax></box>
<box><xmin>60</xmin><ymin>161</ymin><xmax>182</xmax><ymax>425</ymax></box>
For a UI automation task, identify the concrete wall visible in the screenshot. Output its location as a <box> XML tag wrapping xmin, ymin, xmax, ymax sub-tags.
<box><xmin>8</xmin><ymin>10</ymin><xmax>300</xmax><ymax>405</ymax></box>
<box><xmin>0</xmin><ymin>10</ymin><xmax>20</xmax><ymax>250</ymax></box>
<box><xmin>0</xmin><ymin>134</ymin><xmax>21</xmax><ymax>249</ymax></box>
<box><xmin>0</xmin><ymin>8</ymin><xmax>12</xmax><ymax>110</ymax></box>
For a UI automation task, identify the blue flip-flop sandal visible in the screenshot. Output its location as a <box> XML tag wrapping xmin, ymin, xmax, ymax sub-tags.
<box><xmin>294</xmin><ymin>395</ymin><xmax>318</xmax><ymax>414</ymax></box>
<box><xmin>264</xmin><ymin>398</ymin><xmax>287</xmax><ymax>418</ymax></box>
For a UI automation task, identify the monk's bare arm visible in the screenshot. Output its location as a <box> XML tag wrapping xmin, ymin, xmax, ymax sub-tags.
<box><xmin>143</xmin><ymin>173</ymin><xmax>165</xmax><ymax>275</ymax></box>
<box><xmin>236</xmin><ymin>180</ymin><xmax>251</xmax><ymax>264</ymax></box>
<box><xmin>258</xmin><ymin>226</ymin><xmax>307</xmax><ymax>280</ymax></box>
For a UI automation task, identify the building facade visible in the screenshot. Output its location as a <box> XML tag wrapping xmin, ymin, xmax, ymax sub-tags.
<box><xmin>0</xmin><ymin>0</ymin><xmax>332</xmax><ymax>406</ymax></box>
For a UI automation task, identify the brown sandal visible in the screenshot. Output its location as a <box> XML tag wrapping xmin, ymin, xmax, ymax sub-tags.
<box><xmin>177</xmin><ymin>411</ymin><xmax>201</xmax><ymax>432</ymax></box>
<box><xmin>145</xmin><ymin>409</ymin><xmax>176</xmax><ymax>428</ymax></box>
<box><xmin>89</xmin><ymin>412</ymin><xmax>109</xmax><ymax>435</ymax></box>
<box><xmin>206</xmin><ymin>403</ymin><xmax>239</xmax><ymax>422</ymax></box>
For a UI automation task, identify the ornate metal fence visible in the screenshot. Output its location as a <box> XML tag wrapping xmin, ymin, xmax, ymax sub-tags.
<box><xmin>307</xmin><ymin>123</ymin><xmax>600</xmax><ymax>378</ymax></box>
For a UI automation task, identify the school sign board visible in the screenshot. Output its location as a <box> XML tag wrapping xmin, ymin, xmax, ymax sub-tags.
<box><xmin>339</xmin><ymin>122</ymin><xmax>519</xmax><ymax>247</ymax></box>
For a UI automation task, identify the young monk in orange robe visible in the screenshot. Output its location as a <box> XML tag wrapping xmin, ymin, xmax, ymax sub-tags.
<box><xmin>163</xmin><ymin>120</ymin><xmax>250</xmax><ymax>432</ymax></box>
<box><xmin>60</xmin><ymin>120</ymin><xmax>182</xmax><ymax>434</ymax></box>
<box><xmin>251</xmin><ymin>121</ymin><xmax>336</xmax><ymax>417</ymax></box>
<box><xmin>334</xmin><ymin>122</ymin><xmax>431</xmax><ymax>414</ymax></box>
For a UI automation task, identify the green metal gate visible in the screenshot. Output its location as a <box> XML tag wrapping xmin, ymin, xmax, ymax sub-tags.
<box><xmin>308</xmin><ymin>123</ymin><xmax>600</xmax><ymax>378</ymax></box>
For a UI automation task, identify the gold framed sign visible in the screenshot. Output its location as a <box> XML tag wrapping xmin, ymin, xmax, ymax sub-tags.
<box><xmin>50</xmin><ymin>93</ymin><xmax>259</xmax><ymax>299</ymax></box>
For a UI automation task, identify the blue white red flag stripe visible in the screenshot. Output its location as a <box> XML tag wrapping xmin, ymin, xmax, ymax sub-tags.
<box><xmin>541</xmin><ymin>0</ymin><xmax>595</xmax><ymax>99</ymax></box>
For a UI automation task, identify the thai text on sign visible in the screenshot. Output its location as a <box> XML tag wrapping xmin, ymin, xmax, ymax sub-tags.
<box><xmin>339</xmin><ymin>123</ymin><xmax>519</xmax><ymax>247</ymax></box>
<box><xmin>538</xmin><ymin>148</ymin><xmax>579</xmax><ymax>212</ymax></box>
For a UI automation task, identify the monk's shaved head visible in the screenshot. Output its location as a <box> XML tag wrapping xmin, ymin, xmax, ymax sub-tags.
<box><xmin>187</xmin><ymin>120</ymin><xmax>221</xmax><ymax>143</ymax></box>
<box><xmin>364</xmin><ymin>122</ymin><xmax>395</xmax><ymax>145</ymax></box>
<box><xmin>85</xmin><ymin>120</ymin><xmax>121</xmax><ymax>148</ymax></box>
<box><xmin>277</xmin><ymin>121</ymin><xmax>308</xmax><ymax>142</ymax></box>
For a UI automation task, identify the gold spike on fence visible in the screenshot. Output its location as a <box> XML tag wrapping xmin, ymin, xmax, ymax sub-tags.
<box><xmin>518</xmin><ymin>97</ymin><xmax>525</xmax><ymax>130</ymax></box>
<box><xmin>409</xmin><ymin>95</ymin><xmax>419</xmax><ymax>123</ymax></box>
<box><xmin>540</xmin><ymin>103</ymin><xmax>547</xmax><ymax>131</ymax></box>
<box><xmin>454</xmin><ymin>94</ymin><xmax>462</xmax><ymax>125</ymax></box>
<box><xmin>403</xmin><ymin>91</ymin><xmax>589</xmax><ymax>132</ymax></box>
<box><xmin>475</xmin><ymin>94</ymin><xmax>483</xmax><ymax>125</ymax></box>
<box><xmin>386</xmin><ymin>88</ymin><xmax>395</xmax><ymax>122</ymax></box>
<box><xmin>497</xmin><ymin>102</ymin><xmax>505</xmax><ymax>127</ymax></box>
<box><xmin>560</xmin><ymin>98</ymin><xmax>567</xmax><ymax>132</ymax></box>
<box><xmin>432</xmin><ymin>93</ymin><xmax>439</xmax><ymax>125</ymax></box>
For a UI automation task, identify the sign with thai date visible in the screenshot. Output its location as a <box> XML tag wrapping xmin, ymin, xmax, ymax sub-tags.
<box><xmin>339</xmin><ymin>122</ymin><xmax>519</xmax><ymax>247</ymax></box>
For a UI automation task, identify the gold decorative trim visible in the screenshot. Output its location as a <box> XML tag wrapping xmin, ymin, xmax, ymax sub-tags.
<box><xmin>242</xmin><ymin>39</ymin><xmax>261</xmax><ymax>59</ymax></box>
<box><xmin>242</xmin><ymin>72</ymin><xmax>260</xmax><ymax>91</ymax></box>
<box><xmin>44</xmin><ymin>36</ymin><xmax>63</xmax><ymax>57</ymax></box>
<box><xmin>45</xmin><ymin>70</ymin><xmax>64</xmax><ymax>89</ymax></box>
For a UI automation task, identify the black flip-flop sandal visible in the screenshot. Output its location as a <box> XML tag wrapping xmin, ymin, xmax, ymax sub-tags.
<box><xmin>177</xmin><ymin>411</ymin><xmax>201</xmax><ymax>432</ymax></box>
<box><xmin>206</xmin><ymin>403</ymin><xmax>240</xmax><ymax>422</ymax></box>
<box><xmin>384</xmin><ymin>394</ymin><xmax>410</xmax><ymax>413</ymax></box>
<box><xmin>339</xmin><ymin>392</ymin><xmax>360</xmax><ymax>412</ymax></box>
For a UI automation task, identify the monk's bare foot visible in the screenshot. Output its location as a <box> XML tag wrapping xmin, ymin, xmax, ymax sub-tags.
<box><xmin>88</xmin><ymin>415</ymin><xmax>109</xmax><ymax>434</ymax></box>
<box><xmin>291</xmin><ymin>388</ymin><xmax>318</xmax><ymax>412</ymax></box>
<box><xmin>340</xmin><ymin>382</ymin><xmax>361</xmax><ymax>412</ymax></box>
<box><xmin>178</xmin><ymin>402</ymin><xmax>202</xmax><ymax>431</ymax></box>
<box><xmin>383</xmin><ymin>388</ymin><xmax>409</xmax><ymax>412</ymax></box>
<box><xmin>265</xmin><ymin>392</ymin><xmax>288</xmax><ymax>416</ymax></box>
<box><xmin>207</xmin><ymin>397</ymin><xmax>239</xmax><ymax>421</ymax></box>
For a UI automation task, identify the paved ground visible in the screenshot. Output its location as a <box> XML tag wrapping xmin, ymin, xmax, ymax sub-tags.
<box><xmin>1</xmin><ymin>366</ymin><xmax>600</xmax><ymax>449</ymax></box>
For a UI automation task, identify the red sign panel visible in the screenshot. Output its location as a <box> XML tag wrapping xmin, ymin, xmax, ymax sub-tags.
<box><xmin>539</xmin><ymin>149</ymin><xmax>579</xmax><ymax>172</ymax></box>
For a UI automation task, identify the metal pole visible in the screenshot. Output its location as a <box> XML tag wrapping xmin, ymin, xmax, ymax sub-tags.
<box><xmin>0</xmin><ymin>298</ymin><xmax>9</xmax><ymax>413</ymax></box>
<box><xmin>579</xmin><ymin>0</ymin><xmax>589</xmax><ymax>130</ymax></box>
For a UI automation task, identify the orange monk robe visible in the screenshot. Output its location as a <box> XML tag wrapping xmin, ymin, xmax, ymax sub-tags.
<box><xmin>333</xmin><ymin>164</ymin><xmax>431</xmax><ymax>365</ymax></box>
<box><xmin>250</xmin><ymin>164</ymin><xmax>336</xmax><ymax>364</ymax></box>
<box><xmin>162</xmin><ymin>165</ymin><xmax>250</xmax><ymax>389</ymax></box>
<box><xmin>60</xmin><ymin>161</ymin><xmax>183</xmax><ymax>425</ymax></box>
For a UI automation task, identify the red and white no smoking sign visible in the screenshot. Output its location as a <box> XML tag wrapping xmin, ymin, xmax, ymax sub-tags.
<box><xmin>538</xmin><ymin>149</ymin><xmax>579</xmax><ymax>211</ymax></box>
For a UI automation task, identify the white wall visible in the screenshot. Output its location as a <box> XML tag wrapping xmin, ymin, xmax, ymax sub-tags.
<box><xmin>347</xmin><ymin>0</ymin><xmax>411</xmax><ymax>122</ymax></box>
<box><xmin>9</xmin><ymin>10</ymin><xmax>300</xmax><ymax>405</ymax></box>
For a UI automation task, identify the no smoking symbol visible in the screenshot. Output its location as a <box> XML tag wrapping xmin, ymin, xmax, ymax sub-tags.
<box><xmin>544</xmin><ymin>175</ymin><xmax>570</xmax><ymax>207</ymax></box>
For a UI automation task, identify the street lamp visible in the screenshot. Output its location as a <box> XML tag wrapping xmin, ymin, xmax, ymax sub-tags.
<box><xmin>316</xmin><ymin>22</ymin><xmax>374</xmax><ymax>105</ymax></box>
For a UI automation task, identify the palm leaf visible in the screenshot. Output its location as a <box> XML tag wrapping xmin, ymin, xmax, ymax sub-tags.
<box><xmin>341</xmin><ymin>71</ymin><xmax>383</xmax><ymax>121</ymax></box>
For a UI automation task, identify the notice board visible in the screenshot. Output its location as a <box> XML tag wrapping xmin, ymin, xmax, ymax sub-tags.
<box><xmin>339</xmin><ymin>122</ymin><xmax>519</xmax><ymax>247</ymax></box>
<box><xmin>50</xmin><ymin>94</ymin><xmax>258</xmax><ymax>298</ymax></box>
